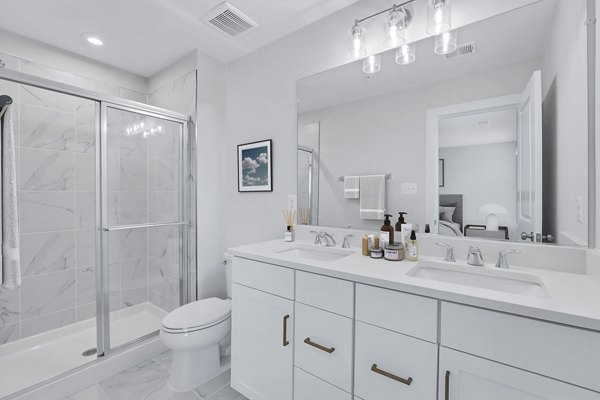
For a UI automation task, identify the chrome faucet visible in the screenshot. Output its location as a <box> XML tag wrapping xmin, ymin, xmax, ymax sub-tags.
<box><xmin>312</xmin><ymin>231</ymin><xmax>336</xmax><ymax>247</ymax></box>
<box><xmin>342</xmin><ymin>234</ymin><xmax>354</xmax><ymax>249</ymax></box>
<box><xmin>467</xmin><ymin>246</ymin><xmax>484</xmax><ymax>266</ymax></box>
<box><xmin>495</xmin><ymin>249</ymin><xmax>521</xmax><ymax>269</ymax></box>
<box><xmin>436</xmin><ymin>242</ymin><xmax>456</xmax><ymax>262</ymax></box>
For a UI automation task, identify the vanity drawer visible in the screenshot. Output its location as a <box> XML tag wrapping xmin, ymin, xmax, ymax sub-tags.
<box><xmin>356</xmin><ymin>284</ymin><xmax>438</xmax><ymax>342</ymax></box>
<box><xmin>296</xmin><ymin>271</ymin><xmax>354</xmax><ymax>317</ymax></box>
<box><xmin>441</xmin><ymin>302</ymin><xmax>600</xmax><ymax>392</ymax></box>
<box><xmin>294</xmin><ymin>367</ymin><xmax>351</xmax><ymax>400</ymax></box>
<box><xmin>294</xmin><ymin>302</ymin><xmax>353</xmax><ymax>391</ymax></box>
<box><xmin>232</xmin><ymin>257</ymin><xmax>294</xmax><ymax>300</ymax></box>
<box><xmin>354</xmin><ymin>321</ymin><xmax>438</xmax><ymax>400</ymax></box>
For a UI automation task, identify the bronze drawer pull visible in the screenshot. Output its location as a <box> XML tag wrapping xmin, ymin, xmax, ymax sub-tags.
<box><xmin>304</xmin><ymin>337</ymin><xmax>335</xmax><ymax>353</ymax></box>
<box><xmin>282</xmin><ymin>315</ymin><xmax>290</xmax><ymax>347</ymax></box>
<box><xmin>371</xmin><ymin>364</ymin><xmax>413</xmax><ymax>386</ymax></box>
<box><xmin>445</xmin><ymin>370</ymin><xmax>450</xmax><ymax>400</ymax></box>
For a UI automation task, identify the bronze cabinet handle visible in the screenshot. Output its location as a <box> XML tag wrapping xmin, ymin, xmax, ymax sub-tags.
<box><xmin>282</xmin><ymin>315</ymin><xmax>290</xmax><ymax>347</ymax></box>
<box><xmin>371</xmin><ymin>364</ymin><xmax>413</xmax><ymax>386</ymax></box>
<box><xmin>304</xmin><ymin>337</ymin><xmax>335</xmax><ymax>353</ymax></box>
<box><xmin>445</xmin><ymin>370</ymin><xmax>450</xmax><ymax>400</ymax></box>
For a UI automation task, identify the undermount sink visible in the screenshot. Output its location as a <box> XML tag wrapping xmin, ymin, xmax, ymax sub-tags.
<box><xmin>275</xmin><ymin>243</ymin><xmax>354</xmax><ymax>262</ymax></box>
<box><xmin>407</xmin><ymin>262</ymin><xmax>549</xmax><ymax>298</ymax></box>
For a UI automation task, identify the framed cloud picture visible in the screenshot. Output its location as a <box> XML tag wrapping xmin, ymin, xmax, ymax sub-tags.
<box><xmin>238</xmin><ymin>139</ymin><xmax>273</xmax><ymax>192</ymax></box>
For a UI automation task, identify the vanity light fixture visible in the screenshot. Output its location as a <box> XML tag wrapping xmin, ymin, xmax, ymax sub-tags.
<box><xmin>384</xmin><ymin>6</ymin><xmax>407</xmax><ymax>49</ymax></box>
<box><xmin>426</xmin><ymin>0</ymin><xmax>452</xmax><ymax>35</ymax></box>
<box><xmin>363</xmin><ymin>54</ymin><xmax>382</xmax><ymax>74</ymax></box>
<box><xmin>434</xmin><ymin>30</ymin><xmax>457</xmax><ymax>54</ymax></box>
<box><xmin>396</xmin><ymin>42</ymin><xmax>416</xmax><ymax>65</ymax></box>
<box><xmin>350</xmin><ymin>21</ymin><xmax>367</xmax><ymax>59</ymax></box>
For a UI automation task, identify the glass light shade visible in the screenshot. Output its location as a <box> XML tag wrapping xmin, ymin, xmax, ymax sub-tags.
<box><xmin>434</xmin><ymin>30</ymin><xmax>457</xmax><ymax>55</ymax></box>
<box><xmin>362</xmin><ymin>54</ymin><xmax>381</xmax><ymax>74</ymax></box>
<box><xmin>350</xmin><ymin>23</ymin><xmax>367</xmax><ymax>59</ymax></box>
<box><xmin>383</xmin><ymin>9</ymin><xmax>406</xmax><ymax>49</ymax></box>
<box><xmin>426</xmin><ymin>0</ymin><xmax>451</xmax><ymax>35</ymax></box>
<box><xmin>396</xmin><ymin>43</ymin><xmax>416</xmax><ymax>65</ymax></box>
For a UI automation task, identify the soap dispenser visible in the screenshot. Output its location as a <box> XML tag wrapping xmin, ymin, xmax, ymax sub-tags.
<box><xmin>395</xmin><ymin>212</ymin><xmax>408</xmax><ymax>232</ymax></box>
<box><xmin>380</xmin><ymin>214</ymin><xmax>394</xmax><ymax>247</ymax></box>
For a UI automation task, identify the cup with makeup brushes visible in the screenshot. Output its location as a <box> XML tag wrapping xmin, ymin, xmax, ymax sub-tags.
<box><xmin>283</xmin><ymin>209</ymin><xmax>296</xmax><ymax>242</ymax></box>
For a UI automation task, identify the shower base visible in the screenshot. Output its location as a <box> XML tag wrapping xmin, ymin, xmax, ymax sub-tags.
<box><xmin>0</xmin><ymin>302</ymin><xmax>166</xmax><ymax>399</ymax></box>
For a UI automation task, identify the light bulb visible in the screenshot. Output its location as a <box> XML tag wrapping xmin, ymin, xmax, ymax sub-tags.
<box><xmin>434</xmin><ymin>30</ymin><xmax>457</xmax><ymax>55</ymax></box>
<box><xmin>384</xmin><ymin>8</ymin><xmax>406</xmax><ymax>49</ymax></box>
<box><xmin>350</xmin><ymin>22</ymin><xmax>367</xmax><ymax>59</ymax></box>
<box><xmin>396</xmin><ymin>43</ymin><xmax>416</xmax><ymax>65</ymax></box>
<box><xmin>427</xmin><ymin>0</ymin><xmax>451</xmax><ymax>35</ymax></box>
<box><xmin>362</xmin><ymin>54</ymin><xmax>381</xmax><ymax>74</ymax></box>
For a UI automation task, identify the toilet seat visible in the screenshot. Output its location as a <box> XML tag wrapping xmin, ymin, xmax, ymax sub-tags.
<box><xmin>161</xmin><ymin>298</ymin><xmax>231</xmax><ymax>334</ymax></box>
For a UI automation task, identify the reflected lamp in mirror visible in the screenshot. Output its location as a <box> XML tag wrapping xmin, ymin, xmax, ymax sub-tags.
<box><xmin>396</xmin><ymin>42</ymin><xmax>416</xmax><ymax>65</ymax></box>
<box><xmin>384</xmin><ymin>6</ymin><xmax>407</xmax><ymax>49</ymax></box>
<box><xmin>434</xmin><ymin>30</ymin><xmax>458</xmax><ymax>55</ymax></box>
<box><xmin>350</xmin><ymin>21</ymin><xmax>367</xmax><ymax>59</ymax></box>
<box><xmin>363</xmin><ymin>54</ymin><xmax>381</xmax><ymax>74</ymax></box>
<box><xmin>478</xmin><ymin>203</ymin><xmax>508</xmax><ymax>231</ymax></box>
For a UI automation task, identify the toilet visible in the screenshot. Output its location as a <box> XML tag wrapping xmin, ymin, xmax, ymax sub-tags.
<box><xmin>160</xmin><ymin>253</ymin><xmax>233</xmax><ymax>392</ymax></box>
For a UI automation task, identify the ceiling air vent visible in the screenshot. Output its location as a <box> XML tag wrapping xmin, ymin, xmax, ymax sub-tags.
<box><xmin>446</xmin><ymin>42</ymin><xmax>477</xmax><ymax>60</ymax></box>
<box><xmin>202</xmin><ymin>2</ymin><xmax>259</xmax><ymax>38</ymax></box>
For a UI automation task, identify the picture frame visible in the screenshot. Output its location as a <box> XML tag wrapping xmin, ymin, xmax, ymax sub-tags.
<box><xmin>238</xmin><ymin>139</ymin><xmax>273</xmax><ymax>192</ymax></box>
<box><xmin>439</xmin><ymin>159</ymin><xmax>445</xmax><ymax>188</ymax></box>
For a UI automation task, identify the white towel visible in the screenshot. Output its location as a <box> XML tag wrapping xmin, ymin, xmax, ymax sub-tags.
<box><xmin>359</xmin><ymin>175</ymin><xmax>386</xmax><ymax>220</ymax></box>
<box><xmin>1</xmin><ymin>106</ymin><xmax>21</xmax><ymax>289</ymax></box>
<box><xmin>343</xmin><ymin>176</ymin><xmax>360</xmax><ymax>199</ymax></box>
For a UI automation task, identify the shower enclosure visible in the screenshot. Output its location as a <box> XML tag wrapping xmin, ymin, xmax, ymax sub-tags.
<box><xmin>0</xmin><ymin>68</ymin><xmax>196</xmax><ymax>398</ymax></box>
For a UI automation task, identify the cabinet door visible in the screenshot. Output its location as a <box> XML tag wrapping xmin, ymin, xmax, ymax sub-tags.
<box><xmin>439</xmin><ymin>348</ymin><xmax>600</xmax><ymax>400</ymax></box>
<box><xmin>294</xmin><ymin>367</ymin><xmax>351</xmax><ymax>400</ymax></box>
<box><xmin>231</xmin><ymin>283</ymin><xmax>294</xmax><ymax>400</ymax></box>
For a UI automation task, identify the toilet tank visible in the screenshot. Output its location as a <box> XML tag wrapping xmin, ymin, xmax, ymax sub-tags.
<box><xmin>224</xmin><ymin>252</ymin><xmax>233</xmax><ymax>298</ymax></box>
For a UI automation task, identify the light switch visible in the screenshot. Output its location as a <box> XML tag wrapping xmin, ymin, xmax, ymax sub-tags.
<box><xmin>402</xmin><ymin>182</ymin><xmax>418</xmax><ymax>194</ymax></box>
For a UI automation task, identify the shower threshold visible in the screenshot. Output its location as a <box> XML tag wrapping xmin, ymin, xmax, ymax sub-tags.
<box><xmin>0</xmin><ymin>302</ymin><xmax>166</xmax><ymax>399</ymax></box>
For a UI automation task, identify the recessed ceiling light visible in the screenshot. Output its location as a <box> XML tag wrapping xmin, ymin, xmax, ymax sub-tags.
<box><xmin>85</xmin><ymin>35</ymin><xmax>104</xmax><ymax>46</ymax></box>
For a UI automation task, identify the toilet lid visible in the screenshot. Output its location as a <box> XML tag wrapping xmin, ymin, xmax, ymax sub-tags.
<box><xmin>162</xmin><ymin>298</ymin><xmax>231</xmax><ymax>331</ymax></box>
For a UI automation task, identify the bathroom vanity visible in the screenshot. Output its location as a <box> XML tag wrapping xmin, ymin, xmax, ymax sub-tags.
<box><xmin>228</xmin><ymin>239</ymin><xmax>600</xmax><ymax>400</ymax></box>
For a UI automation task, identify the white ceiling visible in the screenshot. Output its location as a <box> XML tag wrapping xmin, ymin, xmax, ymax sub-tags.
<box><xmin>0</xmin><ymin>0</ymin><xmax>360</xmax><ymax>76</ymax></box>
<box><xmin>439</xmin><ymin>108</ymin><xmax>518</xmax><ymax>148</ymax></box>
<box><xmin>298</xmin><ymin>0</ymin><xmax>556</xmax><ymax>113</ymax></box>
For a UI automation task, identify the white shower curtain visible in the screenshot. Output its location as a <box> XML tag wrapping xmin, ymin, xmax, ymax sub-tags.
<box><xmin>1</xmin><ymin>105</ymin><xmax>21</xmax><ymax>289</ymax></box>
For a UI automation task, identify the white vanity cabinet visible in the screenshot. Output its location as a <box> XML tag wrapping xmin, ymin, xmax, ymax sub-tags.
<box><xmin>230</xmin><ymin>255</ymin><xmax>600</xmax><ymax>400</ymax></box>
<box><xmin>439</xmin><ymin>348</ymin><xmax>599</xmax><ymax>400</ymax></box>
<box><xmin>231</xmin><ymin>258</ymin><xmax>295</xmax><ymax>400</ymax></box>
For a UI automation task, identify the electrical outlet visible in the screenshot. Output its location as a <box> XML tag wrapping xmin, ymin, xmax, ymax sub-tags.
<box><xmin>577</xmin><ymin>196</ymin><xmax>583</xmax><ymax>223</ymax></box>
<box><xmin>288</xmin><ymin>194</ymin><xmax>297</xmax><ymax>210</ymax></box>
<box><xmin>402</xmin><ymin>182</ymin><xmax>418</xmax><ymax>194</ymax></box>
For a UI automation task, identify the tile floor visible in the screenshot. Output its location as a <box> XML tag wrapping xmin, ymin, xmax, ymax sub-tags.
<box><xmin>62</xmin><ymin>351</ymin><xmax>246</xmax><ymax>400</ymax></box>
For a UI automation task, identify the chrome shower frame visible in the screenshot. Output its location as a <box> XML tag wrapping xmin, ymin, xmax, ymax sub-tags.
<box><xmin>0</xmin><ymin>68</ymin><xmax>197</xmax><ymax>360</ymax></box>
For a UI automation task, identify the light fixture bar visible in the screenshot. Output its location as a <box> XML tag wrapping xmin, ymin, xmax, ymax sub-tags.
<box><xmin>355</xmin><ymin>0</ymin><xmax>416</xmax><ymax>24</ymax></box>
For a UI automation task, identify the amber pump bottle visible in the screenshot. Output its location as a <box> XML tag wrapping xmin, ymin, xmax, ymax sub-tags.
<box><xmin>395</xmin><ymin>212</ymin><xmax>408</xmax><ymax>232</ymax></box>
<box><xmin>380</xmin><ymin>214</ymin><xmax>394</xmax><ymax>246</ymax></box>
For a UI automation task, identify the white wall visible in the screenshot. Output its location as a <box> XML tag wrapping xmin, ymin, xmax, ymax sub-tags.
<box><xmin>440</xmin><ymin>142</ymin><xmax>518</xmax><ymax>239</ymax></box>
<box><xmin>297</xmin><ymin>59</ymin><xmax>539</xmax><ymax>231</ymax></box>
<box><xmin>542</xmin><ymin>0</ymin><xmax>589</xmax><ymax>246</ymax></box>
<box><xmin>0</xmin><ymin>29</ymin><xmax>147</xmax><ymax>98</ymax></box>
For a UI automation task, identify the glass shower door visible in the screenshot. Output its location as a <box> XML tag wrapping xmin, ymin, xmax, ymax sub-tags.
<box><xmin>99</xmin><ymin>105</ymin><xmax>189</xmax><ymax>354</ymax></box>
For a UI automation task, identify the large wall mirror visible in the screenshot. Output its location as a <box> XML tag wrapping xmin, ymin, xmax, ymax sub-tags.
<box><xmin>297</xmin><ymin>0</ymin><xmax>591</xmax><ymax>247</ymax></box>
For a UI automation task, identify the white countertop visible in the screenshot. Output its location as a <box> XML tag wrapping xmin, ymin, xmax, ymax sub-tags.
<box><xmin>228</xmin><ymin>239</ymin><xmax>600</xmax><ymax>332</ymax></box>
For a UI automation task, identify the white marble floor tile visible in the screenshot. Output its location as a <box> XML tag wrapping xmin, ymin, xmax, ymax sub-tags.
<box><xmin>193</xmin><ymin>370</ymin><xmax>231</xmax><ymax>399</ymax></box>
<box><xmin>64</xmin><ymin>384</ymin><xmax>110</xmax><ymax>400</ymax></box>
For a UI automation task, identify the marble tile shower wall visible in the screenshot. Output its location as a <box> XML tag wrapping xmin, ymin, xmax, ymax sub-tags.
<box><xmin>0</xmin><ymin>82</ymin><xmax>99</xmax><ymax>345</ymax></box>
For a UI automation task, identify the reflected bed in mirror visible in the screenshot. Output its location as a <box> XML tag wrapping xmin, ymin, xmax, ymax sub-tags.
<box><xmin>297</xmin><ymin>0</ymin><xmax>590</xmax><ymax>247</ymax></box>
